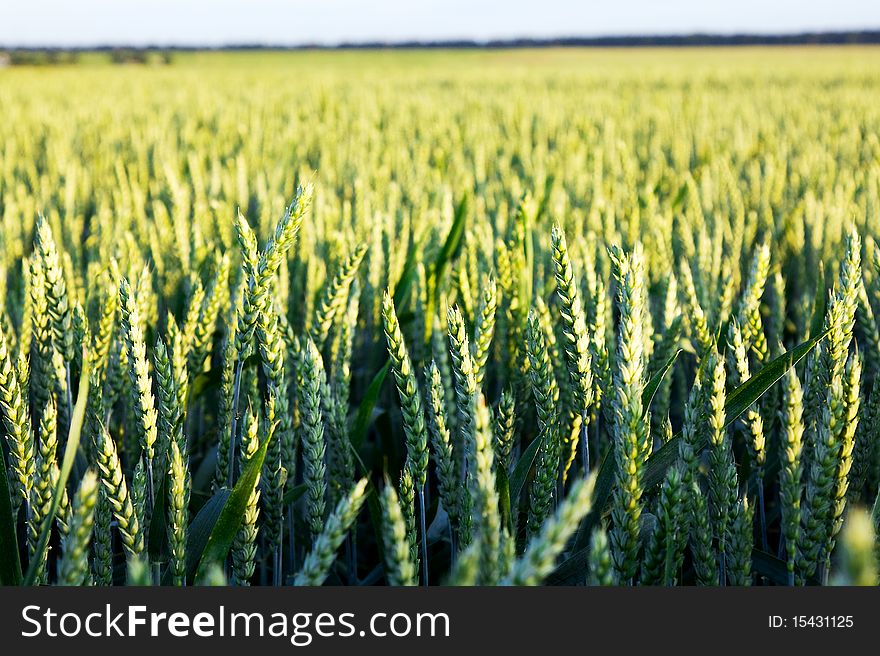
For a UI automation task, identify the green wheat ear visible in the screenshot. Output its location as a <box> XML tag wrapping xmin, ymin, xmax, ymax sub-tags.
<box><xmin>608</xmin><ymin>243</ymin><xmax>649</xmax><ymax>584</ymax></box>
<box><xmin>689</xmin><ymin>483</ymin><xmax>718</xmax><ymax>586</ymax></box>
<box><xmin>232</xmin><ymin>405</ymin><xmax>261</xmax><ymax>586</ymax></box>
<box><xmin>703</xmin><ymin>348</ymin><xmax>737</xmax><ymax>584</ymax></box>
<box><xmin>29</xmin><ymin>396</ymin><xmax>58</xmax><ymax>584</ymax></box>
<box><xmin>379</xmin><ymin>478</ymin><xmax>418</xmax><ymax>586</ymax></box>
<box><xmin>35</xmin><ymin>217</ymin><xmax>75</xmax><ymax>364</ymax></box>
<box><xmin>59</xmin><ymin>469</ymin><xmax>99</xmax><ymax>586</ymax></box>
<box><xmin>504</xmin><ymin>474</ymin><xmax>596</xmax><ymax>585</ymax></box>
<box><xmin>727</xmin><ymin>497</ymin><xmax>755</xmax><ymax>586</ymax></box>
<box><xmin>779</xmin><ymin>368</ymin><xmax>805</xmax><ymax>585</ymax></box>
<box><xmin>167</xmin><ymin>439</ymin><xmax>190</xmax><ymax>586</ymax></box>
<box><xmin>641</xmin><ymin>467</ymin><xmax>687</xmax><ymax>586</ymax></box>
<box><xmin>550</xmin><ymin>225</ymin><xmax>593</xmax><ymax>469</ymax></box>
<box><xmin>118</xmin><ymin>278</ymin><xmax>158</xmax><ymax>476</ymax></box>
<box><xmin>312</xmin><ymin>242</ymin><xmax>367</xmax><ymax>350</ymax></box>
<box><xmin>736</xmin><ymin>241</ymin><xmax>771</xmax><ymax>363</ymax></box>
<box><xmin>294</xmin><ymin>478</ymin><xmax>368</xmax><ymax>586</ymax></box>
<box><xmin>92</xmin><ymin>488</ymin><xmax>114</xmax><ymax>586</ymax></box>
<box><xmin>425</xmin><ymin>361</ymin><xmax>462</xmax><ymax>537</ymax></box>
<box><xmin>493</xmin><ymin>387</ymin><xmax>516</xmax><ymax>474</ymax></box>
<box><xmin>0</xmin><ymin>318</ymin><xmax>35</xmax><ymax>506</ymax></box>
<box><xmin>235</xmin><ymin>186</ymin><xmax>313</xmax><ymax>357</ymax></box>
<box><xmin>525</xmin><ymin>309</ymin><xmax>559</xmax><ymax>538</ymax></box>
<box><xmin>95</xmin><ymin>426</ymin><xmax>143</xmax><ymax>559</ymax></box>
<box><xmin>398</xmin><ymin>465</ymin><xmax>419</xmax><ymax>571</ymax></box>
<box><xmin>588</xmin><ymin>525</ymin><xmax>616</xmax><ymax>586</ymax></box>
<box><xmin>382</xmin><ymin>291</ymin><xmax>429</xmax><ymax>488</ymax></box>
<box><xmin>472</xmin><ymin>277</ymin><xmax>498</xmax><ymax>389</ymax></box>
<box><xmin>300</xmin><ymin>337</ymin><xmax>328</xmax><ymax>544</ymax></box>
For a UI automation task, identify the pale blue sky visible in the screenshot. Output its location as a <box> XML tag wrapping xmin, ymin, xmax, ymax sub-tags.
<box><xmin>2</xmin><ymin>1</ymin><xmax>879</xmax><ymax>47</ymax></box>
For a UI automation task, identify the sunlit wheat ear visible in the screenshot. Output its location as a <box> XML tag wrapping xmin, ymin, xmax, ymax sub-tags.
<box><xmin>825</xmin><ymin>229</ymin><xmax>861</xmax><ymax>383</ymax></box>
<box><xmin>232</xmin><ymin>210</ymin><xmax>260</xmax><ymax>359</ymax></box>
<box><xmin>167</xmin><ymin>439</ymin><xmax>189</xmax><ymax>586</ymax></box>
<box><xmin>504</xmin><ymin>474</ymin><xmax>596</xmax><ymax>586</ymax></box>
<box><xmin>118</xmin><ymin>278</ymin><xmax>158</xmax><ymax>504</ymax></box>
<box><xmin>59</xmin><ymin>469</ymin><xmax>99</xmax><ymax>586</ymax></box>
<box><xmin>493</xmin><ymin>387</ymin><xmax>516</xmax><ymax>474</ymax></box>
<box><xmin>550</xmin><ymin>225</ymin><xmax>593</xmax><ymax>461</ymax></box>
<box><xmin>189</xmin><ymin>252</ymin><xmax>231</xmax><ymax>376</ymax></box>
<box><xmin>801</xmin><ymin>231</ymin><xmax>861</xmax><ymax>583</ymax></box>
<box><xmin>736</xmin><ymin>241</ymin><xmax>770</xmax><ymax>363</ymax></box>
<box><xmin>312</xmin><ymin>242</ymin><xmax>367</xmax><ymax>350</ymax></box>
<box><xmin>703</xmin><ymin>348</ymin><xmax>737</xmax><ymax>584</ymax></box>
<box><xmin>608</xmin><ymin>243</ymin><xmax>649</xmax><ymax>584</ymax></box>
<box><xmin>382</xmin><ymin>291</ymin><xmax>429</xmax><ymax>488</ymax></box>
<box><xmin>232</xmin><ymin>405</ymin><xmax>261</xmax><ymax>586</ymax></box>
<box><xmin>679</xmin><ymin>260</ymin><xmax>713</xmax><ymax>359</ymax></box>
<box><xmin>828</xmin><ymin>347</ymin><xmax>861</xmax><ymax>553</ymax></box>
<box><xmin>235</xmin><ymin>185</ymin><xmax>313</xmax><ymax>357</ymax></box>
<box><xmin>379</xmin><ymin>478</ymin><xmax>418</xmax><ymax>586</ymax></box>
<box><xmin>180</xmin><ymin>278</ymin><xmax>205</xmax><ymax>362</ymax></box>
<box><xmin>29</xmin><ymin>396</ymin><xmax>58</xmax><ymax>583</ymax></box>
<box><xmin>228</xmin><ymin>189</ymin><xmax>312</xmax><ymax>502</ymax></box>
<box><xmin>0</xmin><ymin>319</ymin><xmax>35</xmax><ymax>508</ymax></box>
<box><xmin>28</xmin><ymin>254</ymin><xmax>55</xmax><ymax>424</ymax></box>
<box><xmin>425</xmin><ymin>361</ymin><xmax>462</xmax><ymax>535</ymax></box>
<box><xmin>35</xmin><ymin>217</ymin><xmax>75</xmax><ymax>364</ymax></box>
<box><xmin>90</xmin><ymin>279</ymin><xmax>118</xmax><ymax>383</ymax></box>
<box><xmin>471</xmin><ymin>394</ymin><xmax>501</xmax><ymax>585</ymax></box>
<box><xmin>445</xmin><ymin>303</ymin><xmax>485</xmax><ymax>551</ymax></box>
<box><xmin>779</xmin><ymin>368</ymin><xmax>804</xmax><ymax>585</ymax></box>
<box><xmin>294</xmin><ymin>478</ymin><xmax>368</xmax><ymax>587</ymax></box>
<box><xmin>727</xmin><ymin>321</ymin><xmax>766</xmax><ymax>473</ymax></box>
<box><xmin>471</xmin><ymin>277</ymin><xmax>498</xmax><ymax>389</ymax></box>
<box><xmin>94</xmin><ymin>426</ymin><xmax>143</xmax><ymax>559</ymax></box>
<box><xmin>446</xmin><ymin>304</ymin><xmax>477</xmax><ymax>451</ymax></box>
<box><xmin>727</xmin><ymin>319</ymin><xmax>767</xmax><ymax>548</ymax></box>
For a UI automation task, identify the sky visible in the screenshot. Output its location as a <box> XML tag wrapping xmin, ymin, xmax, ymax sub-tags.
<box><xmin>2</xmin><ymin>0</ymin><xmax>880</xmax><ymax>47</ymax></box>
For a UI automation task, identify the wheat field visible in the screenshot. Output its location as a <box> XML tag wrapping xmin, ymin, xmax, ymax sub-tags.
<box><xmin>1</xmin><ymin>47</ymin><xmax>879</xmax><ymax>586</ymax></box>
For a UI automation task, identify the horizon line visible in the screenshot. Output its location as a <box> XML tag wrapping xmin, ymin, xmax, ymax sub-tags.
<box><xmin>4</xmin><ymin>28</ymin><xmax>880</xmax><ymax>51</ymax></box>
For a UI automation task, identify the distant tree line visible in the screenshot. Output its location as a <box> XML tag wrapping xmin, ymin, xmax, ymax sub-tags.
<box><xmin>2</xmin><ymin>31</ymin><xmax>879</xmax><ymax>67</ymax></box>
<box><xmin>307</xmin><ymin>30</ymin><xmax>880</xmax><ymax>49</ymax></box>
<box><xmin>0</xmin><ymin>48</ymin><xmax>173</xmax><ymax>67</ymax></box>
